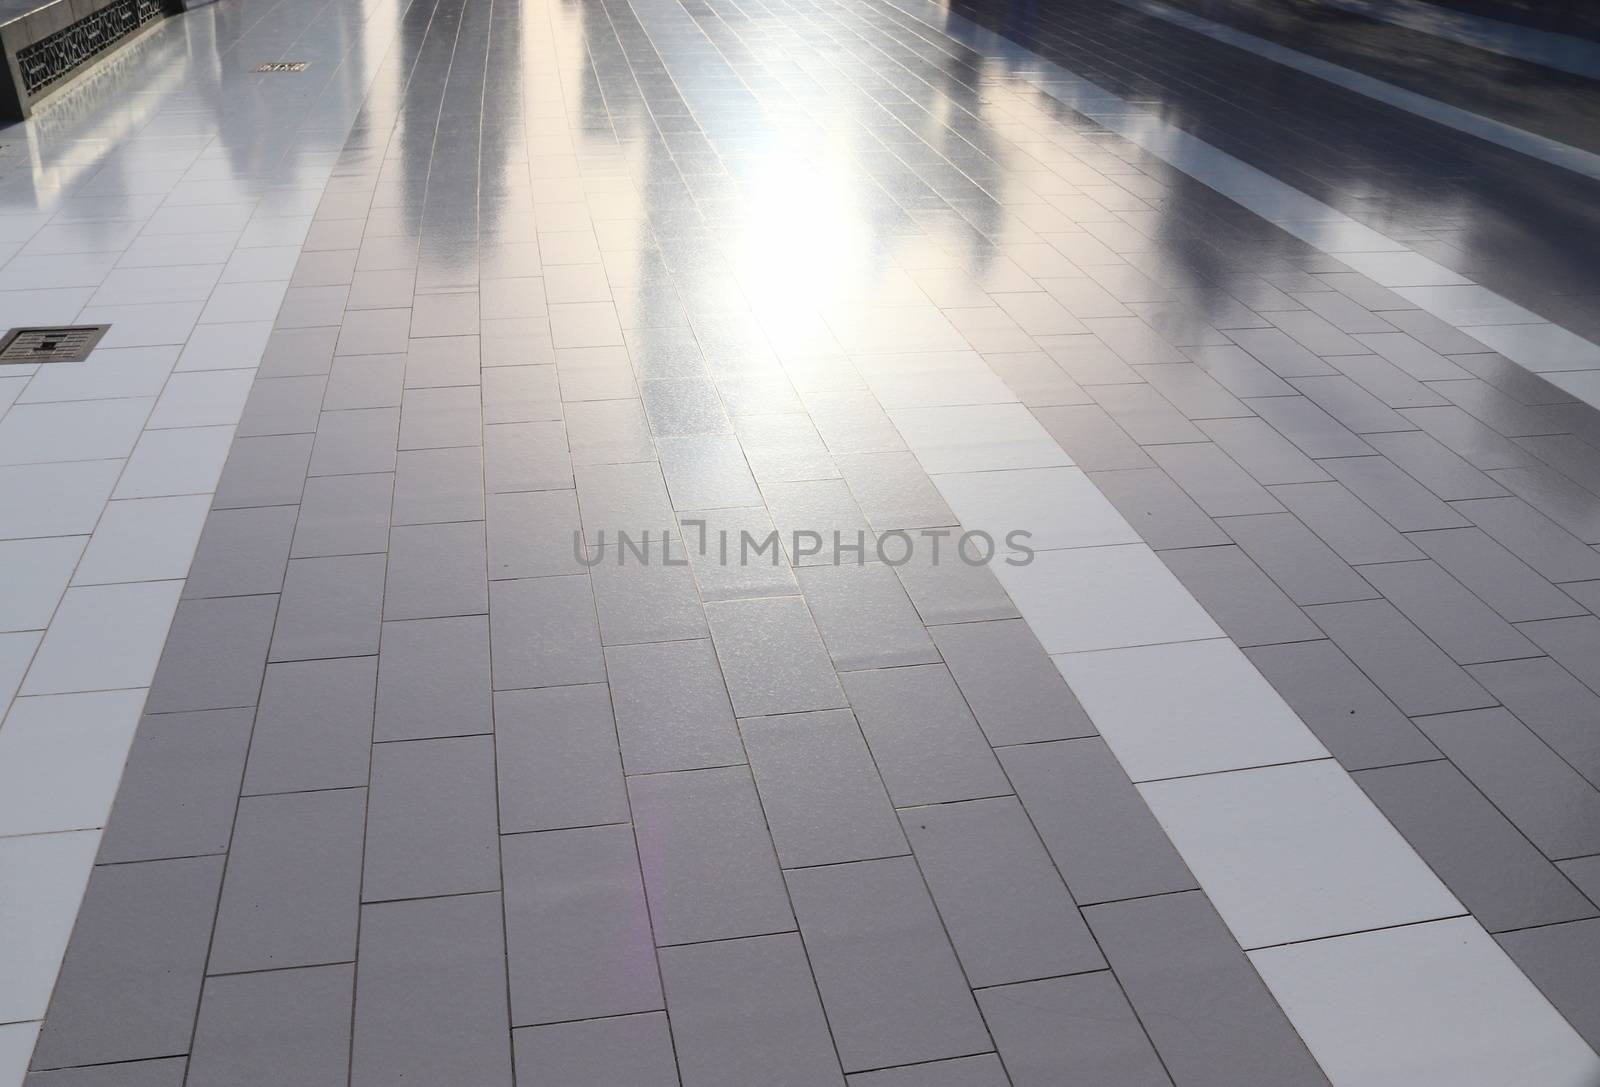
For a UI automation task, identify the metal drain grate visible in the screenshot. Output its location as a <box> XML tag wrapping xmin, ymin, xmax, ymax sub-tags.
<box><xmin>0</xmin><ymin>325</ymin><xmax>110</xmax><ymax>364</ymax></box>
<box><xmin>255</xmin><ymin>61</ymin><xmax>308</xmax><ymax>72</ymax></box>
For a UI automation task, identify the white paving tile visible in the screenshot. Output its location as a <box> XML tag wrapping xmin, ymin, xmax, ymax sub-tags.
<box><xmin>0</xmin><ymin>830</ymin><xmax>99</xmax><ymax>1022</ymax></box>
<box><xmin>0</xmin><ymin>691</ymin><xmax>144</xmax><ymax>835</ymax></box>
<box><xmin>20</xmin><ymin>581</ymin><xmax>183</xmax><ymax>695</ymax></box>
<box><xmin>1307</xmin><ymin>250</ymin><xmax>1468</xmax><ymax>288</ymax></box>
<box><xmin>1394</xmin><ymin>286</ymin><xmax>1543</xmax><ymax>326</ymax></box>
<box><xmin>0</xmin><ymin>537</ymin><xmax>87</xmax><ymax>632</ymax></box>
<box><xmin>1251</xmin><ymin>917</ymin><xmax>1600</xmax><ymax>1087</ymax></box>
<box><xmin>994</xmin><ymin>544</ymin><xmax>1220</xmax><ymax>654</ymax></box>
<box><xmin>114</xmin><ymin>425</ymin><xmax>235</xmax><ymax>498</ymax></box>
<box><xmin>0</xmin><ymin>461</ymin><xmax>122</xmax><ymax>539</ymax></box>
<box><xmin>18</xmin><ymin>346</ymin><xmax>179</xmax><ymax>403</ymax></box>
<box><xmin>0</xmin><ymin>1021</ymin><xmax>39</xmax><ymax>1087</ymax></box>
<box><xmin>0</xmin><ymin>398</ymin><xmax>153</xmax><ymax>464</ymax></box>
<box><xmin>72</xmin><ymin>495</ymin><xmax>211</xmax><ymax>585</ymax></box>
<box><xmin>890</xmin><ymin>404</ymin><xmax>1072</xmax><ymax>474</ymax></box>
<box><xmin>933</xmin><ymin>466</ymin><xmax>1139</xmax><ymax>552</ymax></box>
<box><xmin>147</xmin><ymin>370</ymin><xmax>256</xmax><ymax>429</ymax></box>
<box><xmin>0</xmin><ymin>632</ymin><xmax>39</xmax><ymax>710</ymax></box>
<box><xmin>1140</xmin><ymin>760</ymin><xmax>1461</xmax><ymax>948</ymax></box>
<box><xmin>177</xmin><ymin>321</ymin><xmax>274</xmax><ymax>371</ymax></box>
<box><xmin>1052</xmin><ymin>638</ymin><xmax>1326</xmax><ymax>782</ymax></box>
<box><xmin>1461</xmin><ymin>322</ymin><xmax>1600</xmax><ymax>374</ymax></box>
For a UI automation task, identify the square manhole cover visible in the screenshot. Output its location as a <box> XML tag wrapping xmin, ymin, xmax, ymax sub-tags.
<box><xmin>0</xmin><ymin>325</ymin><xmax>110</xmax><ymax>364</ymax></box>
<box><xmin>256</xmin><ymin>61</ymin><xmax>308</xmax><ymax>72</ymax></box>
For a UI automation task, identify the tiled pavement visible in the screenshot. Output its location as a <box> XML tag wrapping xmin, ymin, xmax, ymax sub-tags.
<box><xmin>4</xmin><ymin>0</ymin><xmax>1600</xmax><ymax>1083</ymax></box>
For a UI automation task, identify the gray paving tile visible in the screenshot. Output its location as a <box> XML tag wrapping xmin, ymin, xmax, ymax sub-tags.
<box><xmin>1400</xmin><ymin>405</ymin><xmax>1542</xmax><ymax>470</ymax></box>
<box><xmin>208</xmin><ymin>788</ymin><xmax>365</xmax><ymax>974</ymax></box>
<box><xmin>398</xmin><ymin>386</ymin><xmax>481</xmax><ymax>450</ymax></box>
<box><xmin>243</xmin><ymin>656</ymin><xmax>376</xmax><ymax>795</ymax></box>
<box><xmin>383</xmin><ymin>520</ymin><xmax>488</xmax><ymax>620</ymax></box>
<box><xmin>1453</xmin><ymin>496</ymin><xmax>1600</xmax><ymax>583</ymax></box>
<box><xmin>1306</xmin><ymin>599</ymin><xmax>1494</xmax><ymax>716</ymax></box>
<box><xmin>1433</xmin><ymin>379</ymin><xmax>1564</xmax><ymax>437</ymax></box>
<box><xmin>484</xmin><ymin>420</ymin><xmax>571</xmax><ymax>493</ymax></box>
<box><xmin>214</xmin><ymin>434</ymin><xmax>313</xmax><ymax>509</ymax></box>
<box><xmin>1184</xmin><ymin>345</ymin><xmax>1297</xmax><ymax>398</ymax></box>
<box><xmin>323</xmin><ymin>353</ymin><xmax>405</xmax><ymax>410</ymax></box>
<box><xmin>845</xmin><ymin>1055</ymin><xmax>1008</xmax><ymax>1086</ymax></box>
<box><xmin>1521</xmin><ymin>616</ymin><xmax>1600</xmax><ymax>695</ymax></box>
<box><xmin>704</xmin><ymin>596</ymin><xmax>846</xmax><ymax>717</ymax></box>
<box><xmin>1360</xmin><ymin>559</ymin><xmax>1539</xmax><ymax>665</ymax></box>
<box><xmin>1468</xmin><ymin>657</ymin><xmax>1600</xmax><ymax>786</ymax></box>
<box><xmin>1320</xmin><ymin>456</ymin><xmax>1469</xmax><ymax>532</ymax></box>
<box><xmin>183</xmin><ymin>506</ymin><xmax>297</xmax><ymax>598</ymax></box>
<box><xmin>97</xmin><ymin>708</ymin><xmax>252</xmax><ymax>864</ymax></box>
<box><xmin>292</xmin><ymin>473</ymin><xmax>393</xmax><ymax>557</ymax></box>
<box><xmin>1558</xmin><ymin>856</ymin><xmax>1600</xmax><ymax>907</ymax></box>
<box><xmin>261</xmin><ymin>327</ymin><xmax>339</xmax><ymax>378</ymax></box>
<box><xmin>146</xmin><ymin>594</ymin><xmax>277</xmax><ymax>712</ymax></box>
<box><xmin>1221</xmin><ymin>510</ymin><xmax>1380</xmax><ymax>605</ymax></box>
<box><xmin>31</xmin><ymin>857</ymin><xmax>223</xmax><ymax>1070</ymax></box>
<box><xmin>797</xmin><ymin>562</ymin><xmax>940</xmax><ymax>671</ymax></box>
<box><xmin>1087</xmin><ymin>467</ymin><xmax>1230</xmax><ymax>549</ymax></box>
<box><xmin>1269</xmin><ymin>310</ymin><xmax>1365</xmax><ymax>356</ymax></box>
<box><xmin>1088</xmin><ymin>383</ymin><xmax>1206</xmax><ymax>444</ymax></box>
<box><xmin>187</xmin><ymin>965</ymin><xmax>353</xmax><ymax>1087</ymax></box>
<box><xmin>976</xmin><ymin>972</ymin><xmax>1170</xmax><ymax>1087</ymax></box>
<box><xmin>902</xmin><ymin>795</ymin><xmax>1103</xmax><ymax>985</ymax></box>
<box><xmin>1248</xmin><ymin>395</ymin><xmax>1373</xmax><ymax>458</ymax></box>
<box><xmin>1085</xmin><ymin>891</ymin><xmax>1329</xmax><ymax>1087</ymax></box>
<box><xmin>659</xmin><ymin>933</ymin><xmax>844</xmax><ymax>1087</ymax></box>
<box><xmin>352</xmin><ymin>893</ymin><xmax>512</xmax><ymax>1087</ymax></box>
<box><xmin>363</xmin><ymin>736</ymin><xmax>500</xmax><ymax>901</ymax></box>
<box><xmin>1136</xmin><ymin>362</ymin><xmax>1252</xmax><ymax>419</ymax></box>
<box><xmin>503</xmin><ymin>824</ymin><xmax>662</xmax><ymax>1025</ymax></box>
<box><xmin>25</xmin><ymin>1060</ymin><xmax>186</xmax><ymax>1086</ymax></box>
<box><xmin>606</xmin><ymin>638</ymin><xmax>743</xmax><ymax>774</ymax></box>
<box><xmin>375</xmin><ymin>615</ymin><xmax>492</xmax><ymax>740</ymax></box>
<box><xmin>890</xmin><ymin>542</ymin><xmax>1021</xmax><ymax>623</ymax></box>
<box><xmin>1196</xmin><ymin>416</ymin><xmax>1330</xmax><ymax>485</ymax></box>
<box><xmin>1243</xmin><ymin>639</ymin><xmax>1438</xmax><ymax>770</ymax></box>
<box><xmin>392</xmin><ymin>446</ymin><xmax>484</xmax><ymax>525</ymax></box>
<box><xmin>1030</xmin><ymin>404</ymin><xmax>1154</xmax><ymax>470</ymax></box>
<box><xmin>678</xmin><ymin>506</ymin><xmax>800</xmax><ymax>602</ymax></box>
<box><xmin>629</xmin><ymin>765</ymin><xmax>795</xmax><ymax>945</ymax></box>
<box><xmin>489</xmin><ymin>574</ymin><xmax>605</xmax><ymax>689</ymax></box>
<box><xmin>1328</xmin><ymin>353</ymin><xmax>1448</xmax><ymax>408</ymax></box>
<box><xmin>310</xmin><ymin>407</ymin><xmax>400</xmax><ymax>475</ymax></box>
<box><xmin>1161</xmin><ymin>544</ymin><xmax>1324</xmax><ymax>647</ymax></box>
<box><xmin>270</xmin><ymin>554</ymin><xmax>386</xmax><ymax>661</ymax></box>
<box><xmin>1268</xmin><ymin>481</ymin><xmax>1423</xmax><ymax>564</ymax></box>
<box><xmin>1289</xmin><ymin>375</ymin><xmax>1413</xmax><ymax>434</ymax></box>
<box><xmin>656</xmin><ymin>434</ymin><xmax>762</xmax><ymax>510</ymax></box>
<box><xmin>785</xmin><ymin>856</ymin><xmax>992</xmax><ymax>1073</ymax></box>
<box><xmin>1147</xmin><ymin>442</ymin><xmax>1282</xmax><ymax>516</ymax></box>
<box><xmin>929</xmin><ymin>618</ymin><xmax>1095</xmax><ymax>745</ymax></box>
<box><xmin>842</xmin><ymin>665</ymin><xmax>1010</xmax><ymax>806</ymax></box>
<box><xmin>496</xmin><ymin>684</ymin><xmax>628</xmax><ymax>833</ymax></box>
<box><xmin>1496</xmin><ymin>919</ymin><xmax>1600</xmax><ymax>1051</ymax></box>
<box><xmin>238</xmin><ymin>375</ymin><xmax>327</xmax><ymax>437</ymax></box>
<box><xmin>1355</xmin><ymin>761</ymin><xmax>1596</xmax><ymax>933</ymax></box>
<box><xmin>575</xmin><ymin>461</ymin><xmax>676</xmax><ymax>545</ymax></box>
<box><xmin>1416</xmin><ymin>708</ymin><xmax>1600</xmax><ymax>860</ymax></box>
<box><xmin>589</xmin><ymin>540</ymin><xmax>708</xmax><ymax>645</ymax></box>
<box><xmin>487</xmin><ymin>489</ymin><xmax>586</xmax><ymax>579</ymax></box>
<box><xmin>836</xmin><ymin>451</ymin><xmax>958</xmax><ymax>531</ymax></box>
<box><xmin>740</xmin><ymin>709</ymin><xmax>907</xmax><ymax>868</ymax></box>
<box><xmin>512</xmin><ymin>1013</ymin><xmax>678</xmax><ymax>1087</ymax></box>
<box><xmin>1364</xmin><ymin>432</ymin><xmax>1507</xmax><ymax>503</ymax></box>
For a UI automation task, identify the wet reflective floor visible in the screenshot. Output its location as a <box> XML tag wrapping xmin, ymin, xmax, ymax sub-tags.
<box><xmin>3</xmin><ymin>0</ymin><xmax>1600</xmax><ymax>1083</ymax></box>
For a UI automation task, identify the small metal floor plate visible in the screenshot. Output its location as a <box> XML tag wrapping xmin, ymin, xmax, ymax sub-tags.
<box><xmin>256</xmin><ymin>61</ymin><xmax>309</xmax><ymax>72</ymax></box>
<box><xmin>0</xmin><ymin>325</ymin><xmax>110</xmax><ymax>364</ymax></box>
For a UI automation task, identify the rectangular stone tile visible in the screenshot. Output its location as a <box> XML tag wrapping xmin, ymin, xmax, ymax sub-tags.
<box><xmin>310</xmin><ymin>408</ymin><xmax>400</xmax><ymax>476</ymax></box>
<box><xmin>213</xmin><ymin>434</ymin><xmax>313</xmax><ymax>509</ymax></box>
<box><xmin>352</xmin><ymin>893</ymin><xmax>512</xmax><ymax>1087</ymax></box>
<box><xmin>797</xmin><ymin>563</ymin><xmax>940</xmax><ymax>671</ymax></box>
<box><xmin>484</xmin><ymin>420</ymin><xmax>571</xmax><ymax>493</ymax></box>
<box><xmin>1160</xmin><ymin>545</ymin><xmax>1323</xmax><ymax>648</ymax></box>
<box><xmin>243</xmin><ymin>656</ymin><xmax>375</xmax><ymax>795</ymax></box>
<box><xmin>1358</xmin><ymin>559</ymin><xmax>1538</xmax><ymax>665</ymax></box>
<box><xmin>785</xmin><ymin>857</ymin><xmax>992</xmax><ymax>1073</ymax></box>
<box><xmin>589</xmin><ymin>541</ymin><xmax>709</xmax><ymax>645</ymax></box>
<box><xmin>97</xmin><ymin>708</ymin><xmax>252</xmax><ymax>864</ymax></box>
<box><xmin>1136</xmin><ymin>362</ymin><xmax>1252</xmax><ymax>419</ymax></box>
<box><xmin>188</xmin><ymin>965</ymin><xmax>352</xmax><ymax>1087</ymax></box>
<box><xmin>183</xmin><ymin>506</ymin><xmax>297</xmax><ymax>598</ymax></box>
<box><xmin>1244</xmin><ymin>640</ymin><xmax>1438</xmax><ymax>770</ymax></box>
<box><xmin>999</xmin><ymin>738</ymin><xmax>1195</xmax><ymax>905</ymax></box>
<box><xmin>489</xmin><ymin>574</ymin><xmax>605</xmax><ymax>689</ymax></box>
<box><xmin>503</xmin><ymin>825</ymin><xmax>662</xmax><ymax>1026</ymax></box>
<box><xmin>1401</xmin><ymin>405</ymin><xmax>1541</xmax><ymax>470</ymax></box>
<box><xmin>31</xmin><ymin>857</ymin><xmax>222</xmax><ymax>1070</ymax></box>
<box><xmin>836</xmin><ymin>451</ymin><xmax>958</xmax><ymax>531</ymax></box>
<box><xmin>270</xmin><ymin>554</ymin><xmax>385</xmax><ymax>661</ymax></box>
<box><xmin>1364</xmin><ymin>432</ymin><xmax>1505</xmax><ymax>503</ymax></box>
<box><xmin>363</xmin><ymin>736</ymin><xmax>500</xmax><ymax>902</ymax></box>
<box><xmin>292</xmin><ymin>473</ymin><xmax>393</xmax><ymax>557</ymax></box>
<box><xmin>1148</xmin><ymin>442</ymin><xmax>1282</xmax><ymax>516</ymax></box>
<box><xmin>842</xmin><ymin>665</ymin><xmax>1010</xmax><ymax>806</ymax></box>
<box><xmin>629</xmin><ymin>766</ymin><xmax>794</xmax><ymax>945</ymax></box>
<box><xmin>1495</xmin><ymin>465</ymin><xmax>1600</xmax><ymax>544</ymax></box>
<box><xmin>1329</xmin><ymin>353</ymin><xmax>1447</xmax><ymax>408</ymax></box>
<box><xmin>1320</xmin><ymin>457</ymin><xmax>1468</xmax><ymax>532</ymax></box>
<box><xmin>846</xmin><ymin>1055</ymin><xmax>1008</xmax><ymax>1086</ymax></box>
<box><xmin>605</xmin><ymin>639</ymin><xmax>743</xmax><ymax>774</ymax></box>
<box><xmin>1088</xmin><ymin>383</ymin><xmax>1205</xmax><ymax>444</ymax></box>
<box><xmin>890</xmin><ymin>542</ymin><xmax>1021</xmax><ymax>624</ymax></box>
<box><xmin>655</xmin><ymin>434</ymin><xmax>762</xmax><ymax>510</ymax></box>
<box><xmin>487</xmin><ymin>490</ymin><xmax>586</xmax><ymax>580</ymax></box>
<box><xmin>392</xmin><ymin>446</ymin><xmax>483</xmax><ymax>525</ymax></box>
<box><xmin>1434</xmin><ymin>379</ymin><xmax>1565</xmax><ymax>437</ymax></box>
<box><xmin>976</xmin><ymin>973</ymin><xmax>1170</xmax><ymax>1087</ymax></box>
<box><xmin>659</xmin><ymin>934</ymin><xmax>843</xmax><ymax>1087</ymax></box>
<box><xmin>1306</xmin><ymin>599</ymin><xmax>1494</xmax><ymax>716</ymax></box>
<box><xmin>1497</xmin><ymin>918</ymin><xmax>1600</xmax><ymax>1053</ymax></box>
<box><xmin>1355</xmin><ymin>761</ymin><xmax>1596</xmax><ymax>933</ymax></box>
<box><xmin>929</xmin><ymin>618</ymin><xmax>1095</xmax><ymax>745</ymax></box>
<box><xmin>375</xmin><ymin>615</ymin><xmax>491</xmax><ymax>740</ymax></box>
<box><xmin>1030</xmin><ymin>404</ymin><xmax>1154</xmax><ymax>471</ymax></box>
<box><xmin>1468</xmin><ymin>657</ymin><xmax>1600</xmax><ymax>786</ymax></box>
<box><xmin>383</xmin><ymin>521</ymin><xmax>488</xmax><ymax>621</ymax></box>
<box><xmin>1416</xmin><ymin>708</ymin><xmax>1600</xmax><ymax>860</ymax></box>
<box><xmin>574</xmin><ymin>461</ymin><xmax>676</xmax><ymax>544</ymax></box>
<box><xmin>1290</xmin><ymin>375</ymin><xmax>1413</xmax><ymax>434</ymax></box>
<box><xmin>677</xmin><ymin>506</ymin><xmax>798</xmax><ymax>602</ymax></box>
<box><xmin>1453</xmin><ymin>496</ymin><xmax>1600</xmax><ymax>583</ymax></box>
<box><xmin>1085</xmin><ymin>892</ymin><xmax>1330</xmax><ymax>1087</ymax></box>
<box><xmin>398</xmin><ymin>387</ymin><xmax>481</xmax><ymax>451</ymax></box>
<box><xmin>238</xmin><ymin>375</ymin><xmax>327</xmax><ymax>437</ymax></box>
<box><xmin>496</xmin><ymin>684</ymin><xmax>628</xmax><ymax>833</ymax></box>
<box><xmin>704</xmin><ymin>596</ymin><xmax>846</xmax><ymax>717</ymax></box>
<box><xmin>1520</xmin><ymin>616</ymin><xmax>1600</xmax><ymax>694</ymax></box>
<box><xmin>1184</xmin><ymin>344</ymin><xmax>1297</xmax><ymax>398</ymax></box>
<box><xmin>1</xmin><ymin>832</ymin><xmax>94</xmax><ymax>1026</ymax></box>
<box><xmin>902</xmin><ymin>796</ymin><xmax>1103</xmax><ymax>986</ymax></box>
<box><xmin>145</xmin><ymin>595</ymin><xmax>277</xmax><ymax>713</ymax></box>
<box><xmin>1086</xmin><ymin>467</ymin><xmax>1230</xmax><ymax>549</ymax></box>
<box><xmin>1197</xmin><ymin>416</ymin><xmax>1330</xmax><ymax>485</ymax></box>
<box><xmin>513</xmin><ymin>1013</ymin><xmax>677</xmax><ymax>1087</ymax></box>
<box><xmin>1266</xmin><ymin>481</ymin><xmax>1422</xmax><ymax>565</ymax></box>
<box><xmin>740</xmin><ymin>709</ymin><xmax>907</xmax><ymax>868</ymax></box>
<box><xmin>208</xmin><ymin>789</ymin><xmax>365</xmax><ymax>974</ymax></box>
<box><xmin>1249</xmin><ymin>395</ymin><xmax>1373</xmax><ymax>458</ymax></box>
